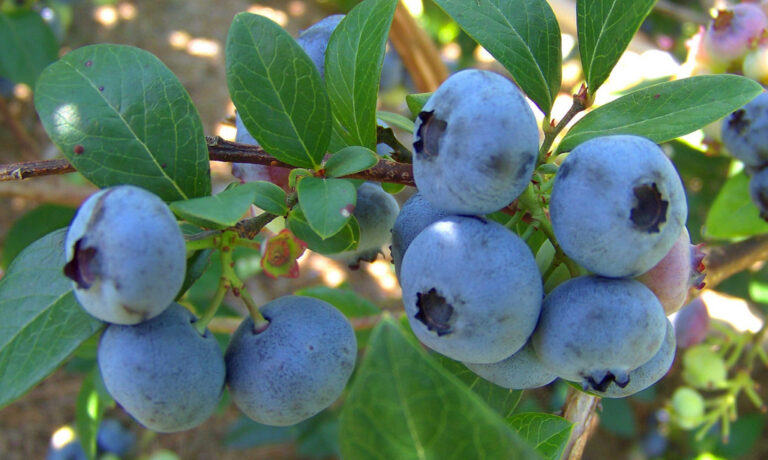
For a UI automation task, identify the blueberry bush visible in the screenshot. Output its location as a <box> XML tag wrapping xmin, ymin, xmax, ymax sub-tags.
<box><xmin>2</xmin><ymin>0</ymin><xmax>768</xmax><ymax>459</ymax></box>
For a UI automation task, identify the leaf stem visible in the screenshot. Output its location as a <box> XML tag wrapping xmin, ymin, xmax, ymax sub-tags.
<box><xmin>218</xmin><ymin>231</ymin><xmax>268</xmax><ymax>330</ymax></box>
<box><xmin>185</xmin><ymin>235</ymin><xmax>218</xmax><ymax>251</ymax></box>
<box><xmin>238</xmin><ymin>285</ymin><xmax>269</xmax><ymax>333</ymax></box>
<box><xmin>538</xmin><ymin>84</ymin><xmax>590</xmax><ymax>163</ymax></box>
<box><xmin>195</xmin><ymin>275</ymin><xmax>229</xmax><ymax>335</ymax></box>
<box><xmin>517</xmin><ymin>184</ymin><xmax>580</xmax><ymax>277</ymax></box>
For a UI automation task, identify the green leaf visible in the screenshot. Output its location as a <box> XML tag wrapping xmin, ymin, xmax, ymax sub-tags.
<box><xmin>170</xmin><ymin>182</ymin><xmax>260</xmax><ymax>229</ymax></box>
<box><xmin>557</xmin><ymin>75</ymin><xmax>764</xmax><ymax>153</ymax></box>
<box><xmin>705</xmin><ymin>171</ymin><xmax>768</xmax><ymax>239</ymax></box>
<box><xmin>376</xmin><ymin>110</ymin><xmax>415</xmax><ymax>132</ymax></box>
<box><xmin>405</xmin><ymin>92</ymin><xmax>432</xmax><ymax>118</ymax></box>
<box><xmin>433</xmin><ymin>0</ymin><xmax>561</xmax><ymax>115</ymax></box>
<box><xmin>433</xmin><ymin>355</ymin><xmax>522</xmax><ymax>418</ymax></box>
<box><xmin>294</xmin><ymin>285</ymin><xmax>381</xmax><ymax>317</ymax></box>
<box><xmin>598</xmin><ymin>398</ymin><xmax>636</xmax><ymax>438</ymax></box>
<box><xmin>325</xmin><ymin>0</ymin><xmax>397</xmax><ymax>149</ymax></box>
<box><xmin>0</xmin><ymin>228</ymin><xmax>104</xmax><ymax>409</ymax></box>
<box><xmin>0</xmin><ymin>11</ymin><xmax>58</xmax><ymax>87</ymax></box>
<box><xmin>297</xmin><ymin>177</ymin><xmax>357</xmax><ymax>238</ymax></box>
<box><xmin>1</xmin><ymin>204</ymin><xmax>76</xmax><ymax>269</ymax></box>
<box><xmin>325</xmin><ymin>146</ymin><xmax>378</xmax><ymax>177</ymax></box>
<box><xmin>287</xmin><ymin>207</ymin><xmax>360</xmax><ymax>254</ymax></box>
<box><xmin>75</xmin><ymin>370</ymin><xmax>113</xmax><ymax>460</ymax></box>
<box><xmin>251</xmin><ymin>180</ymin><xmax>288</xmax><ymax>215</ymax></box>
<box><xmin>176</xmin><ymin>249</ymin><xmax>213</xmax><ymax>301</ymax></box>
<box><xmin>226</xmin><ymin>13</ymin><xmax>330</xmax><ymax>169</ymax></box>
<box><xmin>340</xmin><ymin>318</ymin><xmax>542</xmax><ymax>459</ymax></box>
<box><xmin>507</xmin><ymin>413</ymin><xmax>573</xmax><ymax>460</ymax></box>
<box><xmin>34</xmin><ymin>44</ymin><xmax>211</xmax><ymax>201</ymax></box>
<box><xmin>577</xmin><ymin>0</ymin><xmax>657</xmax><ymax>95</ymax></box>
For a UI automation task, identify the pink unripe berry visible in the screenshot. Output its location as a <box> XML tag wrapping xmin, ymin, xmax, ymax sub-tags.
<box><xmin>703</xmin><ymin>3</ymin><xmax>768</xmax><ymax>70</ymax></box>
<box><xmin>635</xmin><ymin>228</ymin><xmax>706</xmax><ymax>315</ymax></box>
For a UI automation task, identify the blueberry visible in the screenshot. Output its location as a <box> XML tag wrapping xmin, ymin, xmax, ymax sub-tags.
<box><xmin>390</xmin><ymin>192</ymin><xmax>449</xmax><ymax>279</ymax></box>
<box><xmin>98</xmin><ymin>304</ymin><xmax>225</xmax><ymax>432</ymax></box>
<box><xmin>97</xmin><ymin>419</ymin><xmax>136</xmax><ymax>456</ymax></box>
<box><xmin>46</xmin><ymin>439</ymin><xmax>86</xmax><ymax>460</ymax></box>
<box><xmin>594</xmin><ymin>319</ymin><xmax>676</xmax><ymax>398</ymax></box>
<box><xmin>749</xmin><ymin>166</ymin><xmax>768</xmax><ymax>220</ymax></box>
<box><xmin>296</xmin><ymin>15</ymin><xmax>345</xmax><ymax>79</ymax></box>
<box><xmin>63</xmin><ymin>185</ymin><xmax>187</xmax><ymax>324</ymax></box>
<box><xmin>463</xmin><ymin>341</ymin><xmax>557</xmax><ymax>390</ymax></box>
<box><xmin>379</xmin><ymin>44</ymin><xmax>404</xmax><ymax>91</ymax></box>
<box><xmin>0</xmin><ymin>77</ymin><xmax>14</xmax><ymax>98</ymax></box>
<box><xmin>703</xmin><ymin>3</ymin><xmax>768</xmax><ymax>70</ymax></box>
<box><xmin>532</xmin><ymin>276</ymin><xmax>667</xmax><ymax>391</ymax></box>
<box><xmin>400</xmin><ymin>216</ymin><xmax>543</xmax><ymax>363</ymax></box>
<box><xmin>674</xmin><ymin>297</ymin><xmax>710</xmax><ymax>349</ymax></box>
<box><xmin>412</xmin><ymin>69</ymin><xmax>539</xmax><ymax>214</ymax></box>
<box><xmin>635</xmin><ymin>227</ymin><xmax>705</xmax><ymax>314</ymax></box>
<box><xmin>550</xmin><ymin>135</ymin><xmax>687</xmax><ymax>278</ymax></box>
<box><xmin>722</xmin><ymin>92</ymin><xmax>768</xmax><ymax>169</ymax></box>
<box><xmin>334</xmin><ymin>182</ymin><xmax>400</xmax><ymax>267</ymax></box>
<box><xmin>225</xmin><ymin>295</ymin><xmax>357</xmax><ymax>426</ymax></box>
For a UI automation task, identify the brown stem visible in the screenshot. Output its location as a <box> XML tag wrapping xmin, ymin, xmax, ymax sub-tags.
<box><xmin>562</xmin><ymin>390</ymin><xmax>601</xmax><ymax>460</ymax></box>
<box><xmin>0</xmin><ymin>158</ymin><xmax>75</xmax><ymax>181</ymax></box>
<box><xmin>389</xmin><ymin>2</ymin><xmax>449</xmax><ymax>92</ymax></box>
<box><xmin>539</xmin><ymin>84</ymin><xmax>591</xmax><ymax>162</ymax></box>
<box><xmin>703</xmin><ymin>234</ymin><xmax>768</xmax><ymax>290</ymax></box>
<box><xmin>0</xmin><ymin>137</ymin><xmax>415</xmax><ymax>186</ymax></box>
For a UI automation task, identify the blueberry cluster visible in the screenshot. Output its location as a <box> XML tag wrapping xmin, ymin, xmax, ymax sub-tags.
<box><xmin>394</xmin><ymin>72</ymin><xmax>703</xmax><ymax>397</ymax></box>
<box><xmin>63</xmin><ymin>185</ymin><xmax>357</xmax><ymax>432</ymax></box>
<box><xmin>722</xmin><ymin>92</ymin><xmax>768</xmax><ymax>219</ymax></box>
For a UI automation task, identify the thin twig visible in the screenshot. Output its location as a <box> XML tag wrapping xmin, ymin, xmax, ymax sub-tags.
<box><xmin>0</xmin><ymin>137</ymin><xmax>416</xmax><ymax>186</ymax></box>
<box><xmin>704</xmin><ymin>234</ymin><xmax>768</xmax><ymax>289</ymax></box>
<box><xmin>0</xmin><ymin>158</ymin><xmax>75</xmax><ymax>181</ymax></box>
<box><xmin>539</xmin><ymin>84</ymin><xmax>591</xmax><ymax>162</ymax></box>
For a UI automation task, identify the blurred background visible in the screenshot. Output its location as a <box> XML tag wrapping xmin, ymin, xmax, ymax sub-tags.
<box><xmin>1</xmin><ymin>0</ymin><xmax>767</xmax><ymax>459</ymax></box>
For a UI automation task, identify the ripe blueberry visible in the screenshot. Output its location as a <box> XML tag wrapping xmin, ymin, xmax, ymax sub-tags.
<box><xmin>98</xmin><ymin>304</ymin><xmax>225</xmax><ymax>432</ymax></box>
<box><xmin>550</xmin><ymin>135</ymin><xmax>687</xmax><ymax>278</ymax></box>
<box><xmin>412</xmin><ymin>69</ymin><xmax>539</xmax><ymax>214</ymax></box>
<box><xmin>225</xmin><ymin>295</ymin><xmax>357</xmax><ymax>426</ymax></box>
<box><xmin>390</xmin><ymin>192</ymin><xmax>449</xmax><ymax>279</ymax></box>
<box><xmin>532</xmin><ymin>276</ymin><xmax>667</xmax><ymax>392</ymax></box>
<box><xmin>400</xmin><ymin>216</ymin><xmax>543</xmax><ymax>363</ymax></box>
<box><xmin>333</xmin><ymin>182</ymin><xmax>400</xmax><ymax>267</ymax></box>
<box><xmin>464</xmin><ymin>341</ymin><xmax>557</xmax><ymax>390</ymax></box>
<box><xmin>63</xmin><ymin>185</ymin><xmax>186</xmax><ymax>324</ymax></box>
